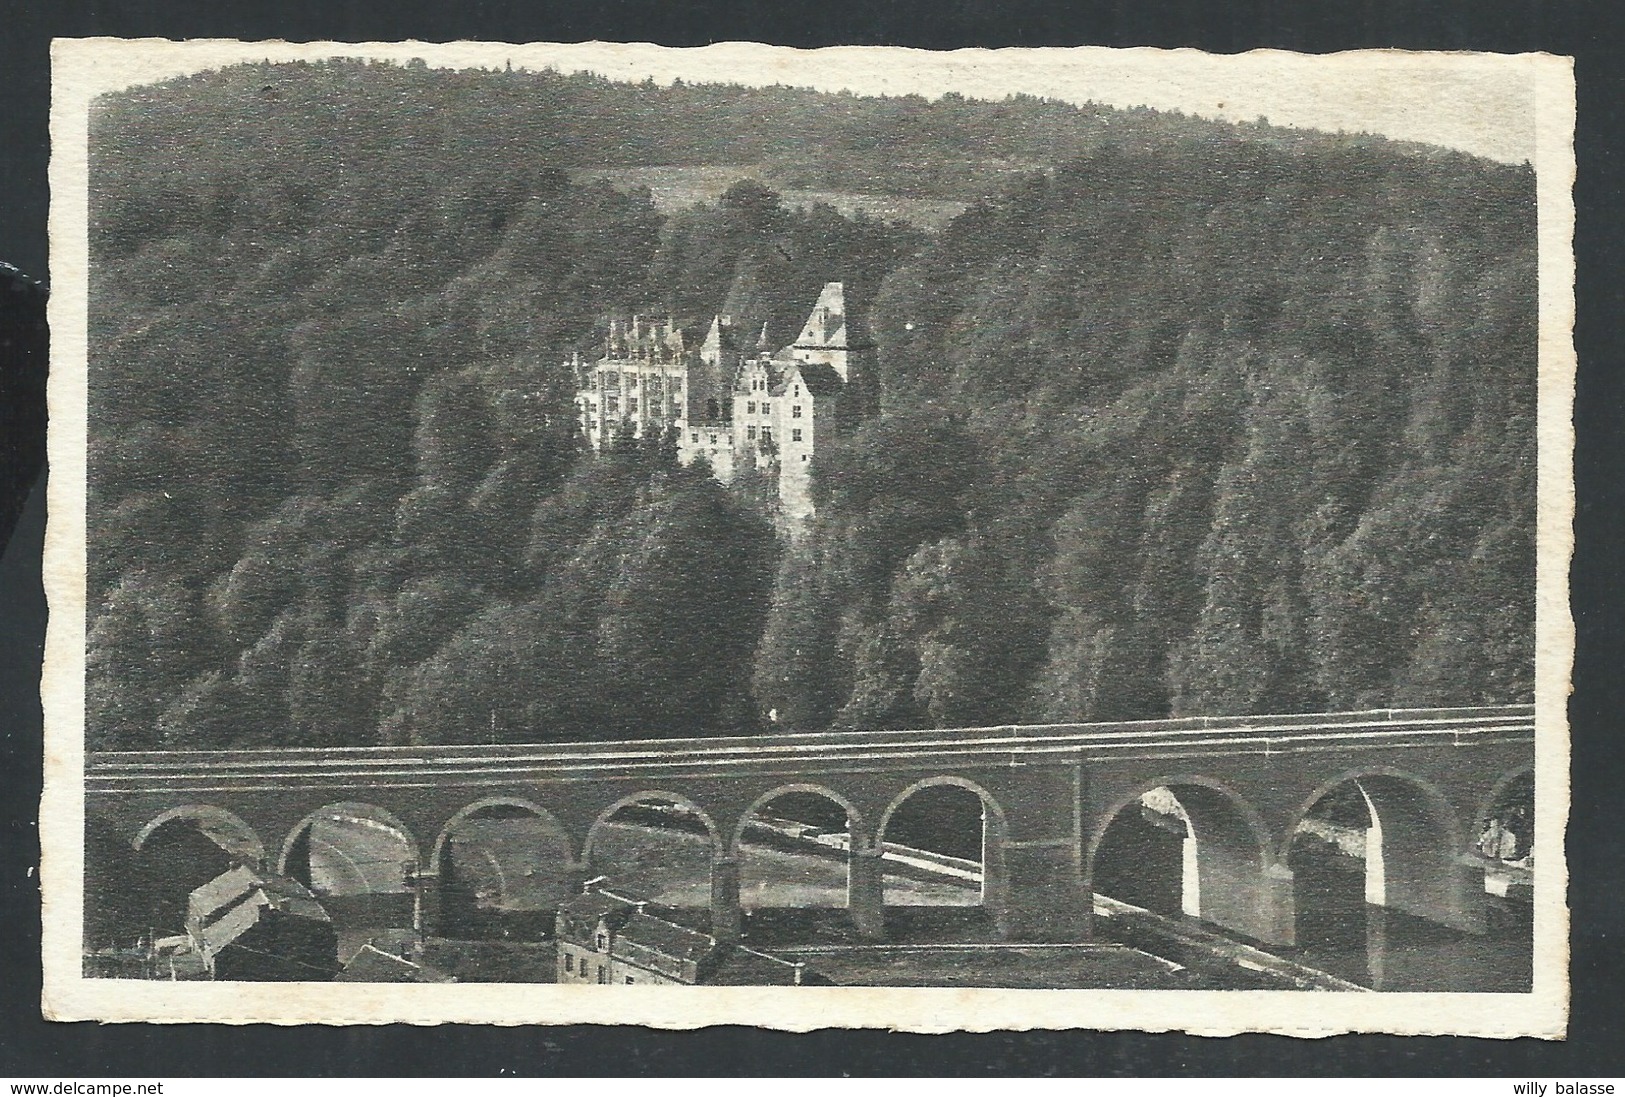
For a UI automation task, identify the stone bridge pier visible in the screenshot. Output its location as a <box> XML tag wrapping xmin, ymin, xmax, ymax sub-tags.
<box><xmin>86</xmin><ymin>706</ymin><xmax>1535</xmax><ymax>957</ymax></box>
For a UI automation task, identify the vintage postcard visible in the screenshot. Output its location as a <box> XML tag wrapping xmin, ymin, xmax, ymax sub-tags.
<box><xmin>41</xmin><ymin>39</ymin><xmax>1574</xmax><ymax>1035</ymax></box>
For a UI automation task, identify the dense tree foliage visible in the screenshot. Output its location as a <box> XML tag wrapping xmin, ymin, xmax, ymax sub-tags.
<box><xmin>650</xmin><ymin>180</ymin><xmax>922</xmax><ymax>348</ymax></box>
<box><xmin>86</xmin><ymin>61</ymin><xmax>1535</xmax><ymax>751</ymax></box>
<box><xmin>753</xmin><ymin>140</ymin><xmax>1536</xmax><ymax>727</ymax></box>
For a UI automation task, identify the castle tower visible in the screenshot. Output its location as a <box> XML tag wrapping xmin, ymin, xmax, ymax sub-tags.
<box><xmin>791</xmin><ymin>282</ymin><xmax>852</xmax><ymax>378</ymax></box>
<box><xmin>574</xmin><ymin>282</ymin><xmax>874</xmax><ymax>539</ymax></box>
<box><xmin>788</xmin><ymin>282</ymin><xmax>877</xmax><ymax>421</ymax></box>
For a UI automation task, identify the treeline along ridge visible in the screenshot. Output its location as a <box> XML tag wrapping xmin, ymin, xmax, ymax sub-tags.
<box><xmin>85</xmin><ymin>60</ymin><xmax>1536</xmax><ymax>750</ymax></box>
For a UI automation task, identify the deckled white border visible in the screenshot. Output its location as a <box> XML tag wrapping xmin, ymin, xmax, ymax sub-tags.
<box><xmin>41</xmin><ymin>39</ymin><xmax>1575</xmax><ymax>1036</ymax></box>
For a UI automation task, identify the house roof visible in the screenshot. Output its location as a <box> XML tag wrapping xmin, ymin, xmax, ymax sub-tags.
<box><xmin>187</xmin><ymin>864</ymin><xmax>259</xmax><ymax>919</ymax></box>
<box><xmin>702</xmin><ymin>315</ymin><xmax>739</xmax><ymax>354</ymax></box>
<box><xmin>257</xmin><ymin>878</ymin><xmax>330</xmax><ymax>921</ymax></box>
<box><xmin>705</xmin><ymin>945</ymin><xmax>805</xmax><ymax>986</ymax></box>
<box><xmin>618</xmin><ymin>912</ymin><xmax>716</xmax><ymax>963</ymax></box>
<box><xmin>195</xmin><ymin>895</ymin><xmax>265</xmax><ymax>958</ymax></box>
<box><xmin>189</xmin><ymin>866</ymin><xmax>331</xmax><ymax>961</ymax></box>
<box><xmin>556</xmin><ymin>890</ymin><xmax>637</xmax><ymax>941</ymax></box>
<box><xmin>189</xmin><ymin>865</ymin><xmax>328</xmax><ymax>925</ymax></box>
<box><xmin>790</xmin><ymin>362</ymin><xmax>846</xmax><ymax>397</ymax></box>
<box><xmin>337</xmin><ymin>944</ymin><xmax>456</xmax><ymax>983</ymax></box>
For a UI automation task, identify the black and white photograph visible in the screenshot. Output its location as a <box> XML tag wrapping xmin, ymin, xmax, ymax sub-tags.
<box><xmin>40</xmin><ymin>39</ymin><xmax>1573</xmax><ymax>1034</ymax></box>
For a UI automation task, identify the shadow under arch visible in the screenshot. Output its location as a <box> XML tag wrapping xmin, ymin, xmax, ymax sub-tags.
<box><xmin>581</xmin><ymin>790</ymin><xmax>723</xmax><ymax>867</ymax></box>
<box><xmin>277</xmin><ymin>801</ymin><xmax>423</xmax><ymax>889</ymax></box>
<box><xmin>429</xmin><ymin>796</ymin><xmax>576</xmax><ymax>877</ymax></box>
<box><xmin>1475</xmin><ymin>765</ymin><xmax>1535</xmax><ymax>843</ymax></box>
<box><xmin>728</xmin><ymin>782</ymin><xmax>865</xmax><ymax>856</ymax></box>
<box><xmin>428</xmin><ymin>796</ymin><xmax>579</xmax><ymax>938</ymax></box>
<box><xmin>877</xmin><ymin>775</ymin><xmax>1010</xmax><ymax>846</ymax></box>
<box><xmin>877</xmin><ymin>776</ymin><xmax>1010</xmax><ymax>925</ymax></box>
<box><xmin>132</xmin><ymin>804</ymin><xmax>266</xmax><ymax>867</ymax></box>
<box><xmin>1085</xmin><ymin>774</ymin><xmax>1275</xmax><ymax>939</ymax></box>
<box><xmin>1473</xmin><ymin>764</ymin><xmax>1536</xmax><ymax>887</ymax></box>
<box><xmin>1278</xmin><ymin>765</ymin><xmax>1465</xmax><ymax>867</ymax></box>
<box><xmin>1282</xmin><ymin>765</ymin><xmax>1477</xmax><ymax>942</ymax></box>
<box><xmin>117</xmin><ymin>806</ymin><xmax>268</xmax><ymax>942</ymax></box>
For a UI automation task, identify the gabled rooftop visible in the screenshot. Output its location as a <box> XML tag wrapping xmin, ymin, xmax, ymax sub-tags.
<box><xmin>556</xmin><ymin>889</ymin><xmax>638</xmax><ymax>941</ymax></box>
<box><xmin>793</xmin><ymin>282</ymin><xmax>847</xmax><ymax>348</ymax></box>
<box><xmin>188</xmin><ymin>864</ymin><xmax>329</xmax><ymax>925</ymax></box>
<box><xmin>781</xmin><ymin>361</ymin><xmax>845</xmax><ymax>398</ymax></box>
<box><xmin>618</xmin><ymin>912</ymin><xmax>717</xmax><ymax>963</ymax></box>
<box><xmin>337</xmin><ymin>943</ymin><xmax>456</xmax><ymax>983</ymax></box>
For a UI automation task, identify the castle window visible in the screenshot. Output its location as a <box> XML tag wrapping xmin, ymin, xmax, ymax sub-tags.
<box><xmin>628</xmin><ymin>398</ymin><xmax>638</xmax><ymax>413</ymax></box>
<box><xmin>801</xmin><ymin>454</ymin><xmax>809</xmax><ymax>462</ymax></box>
<box><xmin>625</xmin><ymin>976</ymin><xmax>635</xmax><ymax>984</ymax></box>
<box><xmin>792</xmin><ymin>405</ymin><xmax>802</xmax><ymax>418</ymax></box>
<box><xmin>709</xmin><ymin>434</ymin><xmax>718</xmax><ymax>445</ymax></box>
<box><xmin>747</xmin><ymin>426</ymin><xmax>757</xmax><ymax>440</ymax></box>
<box><xmin>792</xmin><ymin>428</ymin><xmax>803</xmax><ymax>442</ymax></box>
<box><xmin>762</xmin><ymin>402</ymin><xmax>771</xmax><ymax>414</ymax></box>
<box><xmin>595</xmin><ymin>933</ymin><xmax>607</xmax><ymax>952</ymax></box>
<box><xmin>761</xmin><ymin>429</ymin><xmax>772</xmax><ymax>444</ymax></box>
<box><xmin>690</xmin><ymin>432</ymin><xmax>699</xmax><ymax>443</ymax></box>
<box><xmin>747</xmin><ymin>401</ymin><xmax>756</xmax><ymax>414</ymax></box>
<box><xmin>795</xmin><ymin>385</ymin><xmax>801</xmax><ymax>396</ymax></box>
<box><xmin>565</xmin><ymin>954</ymin><xmax>574</xmax><ymax>973</ymax></box>
<box><xmin>606</xmin><ymin>396</ymin><xmax>619</xmax><ymax>413</ymax></box>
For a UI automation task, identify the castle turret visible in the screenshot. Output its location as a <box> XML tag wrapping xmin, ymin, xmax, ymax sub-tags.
<box><xmin>701</xmin><ymin>314</ymin><xmax>737</xmax><ymax>367</ymax></box>
<box><xmin>793</xmin><ymin>282</ymin><xmax>847</xmax><ymax>349</ymax></box>
<box><xmin>788</xmin><ymin>282</ymin><xmax>874</xmax><ymax>400</ymax></box>
<box><xmin>577</xmin><ymin>282</ymin><xmax>872</xmax><ymax>541</ymax></box>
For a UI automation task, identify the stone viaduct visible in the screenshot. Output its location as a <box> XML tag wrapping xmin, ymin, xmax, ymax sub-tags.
<box><xmin>87</xmin><ymin>704</ymin><xmax>1535</xmax><ymax>948</ymax></box>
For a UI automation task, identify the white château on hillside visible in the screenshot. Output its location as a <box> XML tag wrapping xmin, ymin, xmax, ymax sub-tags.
<box><xmin>571</xmin><ymin>282</ymin><xmax>876</xmax><ymax>534</ymax></box>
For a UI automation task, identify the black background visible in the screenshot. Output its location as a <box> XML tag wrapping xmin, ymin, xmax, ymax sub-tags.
<box><xmin>2</xmin><ymin>0</ymin><xmax>1621</xmax><ymax>1076</ymax></box>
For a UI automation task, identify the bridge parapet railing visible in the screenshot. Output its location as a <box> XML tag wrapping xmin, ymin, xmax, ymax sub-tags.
<box><xmin>86</xmin><ymin>704</ymin><xmax>1536</xmax><ymax>783</ymax></box>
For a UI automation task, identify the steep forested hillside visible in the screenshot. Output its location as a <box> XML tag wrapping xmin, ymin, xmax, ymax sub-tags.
<box><xmin>85</xmin><ymin>61</ymin><xmax>1535</xmax><ymax>751</ymax></box>
<box><xmin>91</xmin><ymin>58</ymin><xmax>1295</xmax><ymax>209</ymax></box>
<box><xmin>757</xmin><ymin>141</ymin><xmax>1535</xmax><ymax>728</ymax></box>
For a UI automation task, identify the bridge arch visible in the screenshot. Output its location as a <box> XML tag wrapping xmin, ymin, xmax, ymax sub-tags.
<box><xmin>1085</xmin><ymin>775</ymin><xmax>1273</xmax><ymax>937</ymax></box>
<box><xmin>278</xmin><ymin>802</ymin><xmax>423</xmax><ymax>894</ymax></box>
<box><xmin>117</xmin><ymin>805</ymin><xmax>268</xmax><ymax>943</ymax></box>
<box><xmin>582</xmin><ymin>790</ymin><xmax>723</xmax><ymax>865</ymax></box>
<box><xmin>428</xmin><ymin>797</ymin><xmax>578</xmax><ymax>937</ymax></box>
<box><xmin>132</xmin><ymin>805</ymin><xmax>265</xmax><ymax>867</ymax></box>
<box><xmin>1283</xmin><ymin>765</ymin><xmax>1479</xmax><ymax>961</ymax></box>
<box><xmin>877</xmin><ymin>776</ymin><xmax>1010</xmax><ymax>934</ymax></box>
<box><xmin>877</xmin><ymin>776</ymin><xmax>1009</xmax><ymax>846</ymax></box>
<box><xmin>578</xmin><ymin>790</ymin><xmax>726</xmax><ymax>924</ymax></box>
<box><xmin>1280</xmin><ymin>766</ymin><xmax>1465</xmax><ymax>867</ymax></box>
<box><xmin>727</xmin><ymin>783</ymin><xmax>867</xmax><ymax>935</ymax></box>
<box><xmin>1474</xmin><ymin>766</ymin><xmax>1535</xmax><ymax>857</ymax></box>
<box><xmin>728</xmin><ymin>783</ymin><xmax>865</xmax><ymax>855</ymax></box>
<box><xmin>429</xmin><ymin>797</ymin><xmax>576</xmax><ymax>877</ymax></box>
